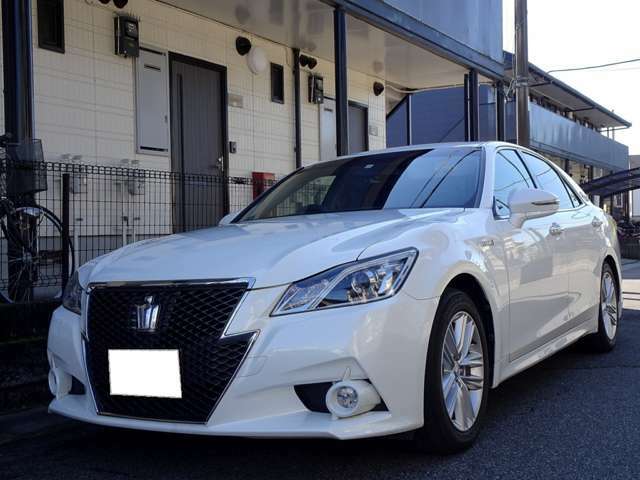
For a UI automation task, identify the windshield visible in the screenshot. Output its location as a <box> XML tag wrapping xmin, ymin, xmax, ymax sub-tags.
<box><xmin>237</xmin><ymin>147</ymin><xmax>482</xmax><ymax>221</ymax></box>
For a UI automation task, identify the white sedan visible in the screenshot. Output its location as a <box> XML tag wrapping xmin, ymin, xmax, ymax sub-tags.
<box><xmin>48</xmin><ymin>142</ymin><xmax>621</xmax><ymax>453</ymax></box>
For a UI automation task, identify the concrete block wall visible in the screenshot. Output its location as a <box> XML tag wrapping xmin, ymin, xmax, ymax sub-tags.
<box><xmin>0</xmin><ymin>0</ymin><xmax>386</xmax><ymax>179</ymax></box>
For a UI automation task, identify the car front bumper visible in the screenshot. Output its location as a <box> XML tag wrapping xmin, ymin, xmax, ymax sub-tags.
<box><xmin>47</xmin><ymin>286</ymin><xmax>439</xmax><ymax>440</ymax></box>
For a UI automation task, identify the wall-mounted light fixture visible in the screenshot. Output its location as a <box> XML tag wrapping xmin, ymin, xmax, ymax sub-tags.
<box><xmin>373</xmin><ymin>81</ymin><xmax>385</xmax><ymax>96</ymax></box>
<box><xmin>235</xmin><ymin>36</ymin><xmax>252</xmax><ymax>56</ymax></box>
<box><xmin>236</xmin><ymin>36</ymin><xmax>267</xmax><ymax>75</ymax></box>
<box><xmin>299</xmin><ymin>54</ymin><xmax>317</xmax><ymax>70</ymax></box>
<box><xmin>247</xmin><ymin>46</ymin><xmax>268</xmax><ymax>74</ymax></box>
<box><xmin>98</xmin><ymin>0</ymin><xmax>129</xmax><ymax>7</ymax></box>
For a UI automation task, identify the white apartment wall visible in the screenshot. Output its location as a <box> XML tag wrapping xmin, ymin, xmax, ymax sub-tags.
<box><xmin>1</xmin><ymin>0</ymin><xmax>386</xmax><ymax>179</ymax></box>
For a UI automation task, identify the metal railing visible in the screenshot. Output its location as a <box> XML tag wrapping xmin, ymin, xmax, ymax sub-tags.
<box><xmin>0</xmin><ymin>158</ymin><xmax>275</xmax><ymax>303</ymax></box>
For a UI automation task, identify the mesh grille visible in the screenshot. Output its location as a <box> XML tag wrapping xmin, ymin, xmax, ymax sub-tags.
<box><xmin>85</xmin><ymin>282</ymin><xmax>251</xmax><ymax>423</ymax></box>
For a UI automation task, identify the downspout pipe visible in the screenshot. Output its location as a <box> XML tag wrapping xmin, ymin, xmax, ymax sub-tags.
<box><xmin>293</xmin><ymin>48</ymin><xmax>302</xmax><ymax>169</ymax></box>
<box><xmin>2</xmin><ymin>0</ymin><xmax>35</xmax><ymax>144</ymax></box>
<box><xmin>333</xmin><ymin>6</ymin><xmax>349</xmax><ymax>156</ymax></box>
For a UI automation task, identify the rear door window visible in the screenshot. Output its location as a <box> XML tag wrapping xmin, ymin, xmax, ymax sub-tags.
<box><xmin>520</xmin><ymin>152</ymin><xmax>574</xmax><ymax>210</ymax></box>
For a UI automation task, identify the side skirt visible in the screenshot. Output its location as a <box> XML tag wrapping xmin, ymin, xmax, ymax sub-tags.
<box><xmin>492</xmin><ymin>313</ymin><xmax>597</xmax><ymax>387</ymax></box>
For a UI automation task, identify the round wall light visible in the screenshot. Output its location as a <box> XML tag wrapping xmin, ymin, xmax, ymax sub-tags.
<box><xmin>247</xmin><ymin>46</ymin><xmax>268</xmax><ymax>75</ymax></box>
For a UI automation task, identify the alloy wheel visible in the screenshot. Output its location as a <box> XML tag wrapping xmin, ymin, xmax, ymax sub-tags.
<box><xmin>601</xmin><ymin>271</ymin><xmax>618</xmax><ymax>340</ymax></box>
<box><xmin>441</xmin><ymin>311</ymin><xmax>485</xmax><ymax>432</ymax></box>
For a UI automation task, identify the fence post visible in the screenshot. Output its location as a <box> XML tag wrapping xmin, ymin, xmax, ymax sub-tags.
<box><xmin>61</xmin><ymin>172</ymin><xmax>70</xmax><ymax>290</ymax></box>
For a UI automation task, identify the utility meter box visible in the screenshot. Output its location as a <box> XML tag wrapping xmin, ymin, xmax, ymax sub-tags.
<box><xmin>114</xmin><ymin>15</ymin><xmax>139</xmax><ymax>58</ymax></box>
<box><xmin>308</xmin><ymin>75</ymin><xmax>324</xmax><ymax>104</ymax></box>
<box><xmin>127</xmin><ymin>169</ymin><xmax>145</xmax><ymax>196</ymax></box>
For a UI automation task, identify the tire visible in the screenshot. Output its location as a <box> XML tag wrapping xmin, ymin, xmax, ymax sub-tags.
<box><xmin>582</xmin><ymin>262</ymin><xmax>619</xmax><ymax>353</ymax></box>
<box><xmin>0</xmin><ymin>204</ymin><xmax>74</xmax><ymax>303</ymax></box>
<box><xmin>411</xmin><ymin>288</ymin><xmax>490</xmax><ymax>454</ymax></box>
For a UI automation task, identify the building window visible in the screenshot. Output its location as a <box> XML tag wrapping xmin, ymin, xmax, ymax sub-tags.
<box><xmin>37</xmin><ymin>0</ymin><xmax>65</xmax><ymax>54</ymax></box>
<box><xmin>270</xmin><ymin>63</ymin><xmax>284</xmax><ymax>104</ymax></box>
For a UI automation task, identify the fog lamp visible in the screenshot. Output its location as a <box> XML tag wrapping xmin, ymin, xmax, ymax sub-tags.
<box><xmin>336</xmin><ymin>386</ymin><xmax>358</xmax><ymax>409</ymax></box>
<box><xmin>325</xmin><ymin>380</ymin><xmax>381</xmax><ymax>418</ymax></box>
<box><xmin>48</xmin><ymin>367</ymin><xmax>72</xmax><ymax>399</ymax></box>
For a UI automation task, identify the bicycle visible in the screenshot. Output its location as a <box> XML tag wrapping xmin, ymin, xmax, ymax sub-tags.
<box><xmin>0</xmin><ymin>183</ymin><xmax>75</xmax><ymax>304</ymax></box>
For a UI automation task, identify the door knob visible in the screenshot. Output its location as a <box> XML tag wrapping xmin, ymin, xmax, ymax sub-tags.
<box><xmin>549</xmin><ymin>223</ymin><xmax>563</xmax><ymax>236</ymax></box>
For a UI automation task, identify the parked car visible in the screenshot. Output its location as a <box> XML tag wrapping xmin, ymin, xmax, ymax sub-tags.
<box><xmin>48</xmin><ymin>142</ymin><xmax>621</xmax><ymax>453</ymax></box>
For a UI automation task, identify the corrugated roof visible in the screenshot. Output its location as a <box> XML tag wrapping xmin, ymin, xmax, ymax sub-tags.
<box><xmin>581</xmin><ymin>167</ymin><xmax>640</xmax><ymax>196</ymax></box>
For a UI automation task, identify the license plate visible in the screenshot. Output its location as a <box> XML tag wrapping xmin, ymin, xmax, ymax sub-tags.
<box><xmin>108</xmin><ymin>349</ymin><xmax>182</xmax><ymax>398</ymax></box>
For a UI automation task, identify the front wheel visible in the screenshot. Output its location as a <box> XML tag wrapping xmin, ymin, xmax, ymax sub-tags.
<box><xmin>412</xmin><ymin>289</ymin><xmax>489</xmax><ymax>454</ymax></box>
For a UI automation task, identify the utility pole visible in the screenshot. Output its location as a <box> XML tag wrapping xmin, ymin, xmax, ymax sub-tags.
<box><xmin>514</xmin><ymin>0</ymin><xmax>530</xmax><ymax>147</ymax></box>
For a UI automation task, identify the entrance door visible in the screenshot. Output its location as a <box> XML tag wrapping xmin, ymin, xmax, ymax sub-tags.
<box><xmin>170</xmin><ymin>53</ymin><xmax>226</xmax><ymax>231</ymax></box>
<box><xmin>319</xmin><ymin>98</ymin><xmax>368</xmax><ymax>161</ymax></box>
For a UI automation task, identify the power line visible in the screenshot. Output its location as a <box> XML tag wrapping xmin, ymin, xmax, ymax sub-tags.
<box><xmin>548</xmin><ymin>58</ymin><xmax>640</xmax><ymax>73</ymax></box>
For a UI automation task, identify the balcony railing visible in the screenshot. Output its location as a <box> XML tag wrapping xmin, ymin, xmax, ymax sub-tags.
<box><xmin>527</xmin><ymin>102</ymin><xmax>629</xmax><ymax>171</ymax></box>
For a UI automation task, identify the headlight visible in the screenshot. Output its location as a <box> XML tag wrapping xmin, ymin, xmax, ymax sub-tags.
<box><xmin>272</xmin><ymin>249</ymin><xmax>417</xmax><ymax>316</ymax></box>
<box><xmin>62</xmin><ymin>271</ymin><xmax>83</xmax><ymax>314</ymax></box>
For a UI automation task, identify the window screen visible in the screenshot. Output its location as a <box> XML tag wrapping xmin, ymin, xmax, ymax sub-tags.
<box><xmin>37</xmin><ymin>0</ymin><xmax>65</xmax><ymax>54</ymax></box>
<box><xmin>270</xmin><ymin>63</ymin><xmax>284</xmax><ymax>104</ymax></box>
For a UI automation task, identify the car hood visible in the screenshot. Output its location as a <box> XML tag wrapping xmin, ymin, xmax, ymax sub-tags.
<box><xmin>86</xmin><ymin>209</ymin><xmax>462</xmax><ymax>288</ymax></box>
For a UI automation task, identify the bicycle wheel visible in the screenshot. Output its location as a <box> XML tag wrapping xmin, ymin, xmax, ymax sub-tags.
<box><xmin>0</xmin><ymin>205</ymin><xmax>74</xmax><ymax>303</ymax></box>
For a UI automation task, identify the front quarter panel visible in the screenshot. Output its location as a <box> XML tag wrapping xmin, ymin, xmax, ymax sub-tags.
<box><xmin>358</xmin><ymin>209</ymin><xmax>510</xmax><ymax>386</ymax></box>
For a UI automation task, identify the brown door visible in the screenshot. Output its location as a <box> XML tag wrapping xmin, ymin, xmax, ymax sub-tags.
<box><xmin>170</xmin><ymin>53</ymin><xmax>226</xmax><ymax>231</ymax></box>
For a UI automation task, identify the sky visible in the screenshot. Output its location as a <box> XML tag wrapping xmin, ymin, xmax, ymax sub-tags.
<box><xmin>502</xmin><ymin>0</ymin><xmax>640</xmax><ymax>154</ymax></box>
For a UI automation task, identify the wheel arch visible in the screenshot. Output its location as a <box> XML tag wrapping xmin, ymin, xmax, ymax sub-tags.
<box><xmin>442</xmin><ymin>272</ymin><xmax>497</xmax><ymax>387</ymax></box>
<box><xmin>603</xmin><ymin>254</ymin><xmax>621</xmax><ymax>302</ymax></box>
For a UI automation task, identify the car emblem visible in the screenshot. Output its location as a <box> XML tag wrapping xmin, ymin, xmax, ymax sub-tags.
<box><xmin>133</xmin><ymin>295</ymin><xmax>160</xmax><ymax>332</ymax></box>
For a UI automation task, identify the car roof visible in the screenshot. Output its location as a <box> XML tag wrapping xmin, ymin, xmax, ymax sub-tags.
<box><xmin>335</xmin><ymin>141</ymin><xmax>514</xmax><ymax>160</ymax></box>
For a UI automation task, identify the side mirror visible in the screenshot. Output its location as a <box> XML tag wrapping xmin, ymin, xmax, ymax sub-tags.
<box><xmin>218</xmin><ymin>211</ymin><xmax>240</xmax><ymax>226</ymax></box>
<box><xmin>508</xmin><ymin>188</ymin><xmax>559</xmax><ymax>228</ymax></box>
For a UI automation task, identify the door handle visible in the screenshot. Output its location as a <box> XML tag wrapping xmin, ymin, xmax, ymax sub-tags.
<box><xmin>211</xmin><ymin>156</ymin><xmax>224</xmax><ymax>173</ymax></box>
<box><xmin>592</xmin><ymin>217</ymin><xmax>603</xmax><ymax>228</ymax></box>
<box><xmin>549</xmin><ymin>223</ymin><xmax>563</xmax><ymax>236</ymax></box>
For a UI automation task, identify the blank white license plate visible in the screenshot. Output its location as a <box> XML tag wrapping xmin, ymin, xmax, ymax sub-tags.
<box><xmin>108</xmin><ymin>349</ymin><xmax>182</xmax><ymax>398</ymax></box>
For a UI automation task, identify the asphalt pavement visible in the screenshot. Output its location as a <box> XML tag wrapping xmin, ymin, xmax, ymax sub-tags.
<box><xmin>2</xmin><ymin>263</ymin><xmax>640</xmax><ymax>479</ymax></box>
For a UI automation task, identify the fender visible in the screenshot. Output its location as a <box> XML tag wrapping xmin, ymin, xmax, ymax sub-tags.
<box><xmin>433</xmin><ymin>259</ymin><xmax>508</xmax><ymax>389</ymax></box>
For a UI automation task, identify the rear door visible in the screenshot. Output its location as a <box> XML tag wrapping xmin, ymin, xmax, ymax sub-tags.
<box><xmin>554</xmin><ymin>176</ymin><xmax>603</xmax><ymax>326</ymax></box>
